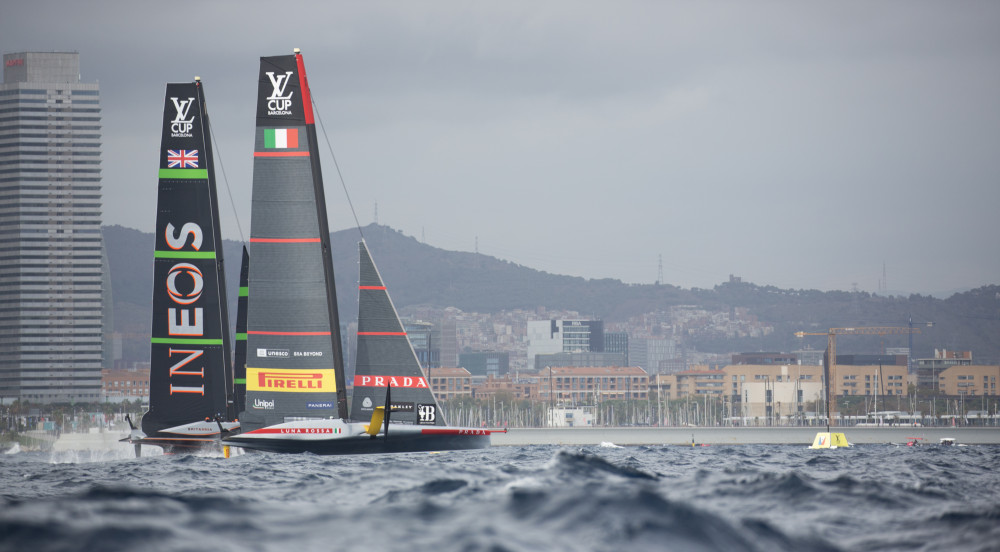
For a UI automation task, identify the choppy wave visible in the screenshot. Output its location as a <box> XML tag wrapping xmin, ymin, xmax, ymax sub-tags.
<box><xmin>2</xmin><ymin>444</ymin><xmax>999</xmax><ymax>551</ymax></box>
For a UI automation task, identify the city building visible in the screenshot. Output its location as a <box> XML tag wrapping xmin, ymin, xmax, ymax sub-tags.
<box><xmin>604</xmin><ymin>331</ymin><xmax>629</xmax><ymax>364</ymax></box>
<box><xmin>834</xmin><ymin>365</ymin><xmax>908</xmax><ymax>396</ymax></box>
<box><xmin>526</xmin><ymin>319</ymin><xmax>603</xmax><ymax>367</ymax></box>
<box><xmin>630</xmin><ymin>337</ymin><xmax>679</xmax><ymax>374</ymax></box>
<box><xmin>938</xmin><ymin>365</ymin><xmax>999</xmax><ymax>396</ymax></box>
<box><xmin>917</xmin><ymin>349</ymin><xmax>973</xmax><ymax>392</ymax></box>
<box><xmin>437</xmin><ymin>313</ymin><xmax>459</xmax><ymax>368</ymax></box>
<box><xmin>727</xmin><ymin>365</ymin><xmax>822</xmax><ymax>418</ymax></box>
<box><xmin>101</xmin><ymin>368</ymin><xmax>149</xmax><ymax>404</ymax></box>
<box><xmin>428</xmin><ymin>367</ymin><xmax>473</xmax><ymax>400</ymax></box>
<box><xmin>403</xmin><ymin>319</ymin><xmax>436</xmax><ymax>367</ymax></box>
<box><xmin>836</xmin><ymin>354</ymin><xmax>907</xmax><ymax>366</ymax></box>
<box><xmin>0</xmin><ymin>52</ymin><xmax>104</xmax><ymax>404</ymax></box>
<box><xmin>547</xmin><ymin>406</ymin><xmax>596</xmax><ymax>427</ymax></box>
<box><xmin>732</xmin><ymin>352</ymin><xmax>798</xmax><ymax>365</ymax></box>
<box><xmin>533</xmin><ymin>351</ymin><xmax>627</xmax><ymax>371</ymax></box>
<box><xmin>672</xmin><ymin>369</ymin><xmax>728</xmax><ymax>398</ymax></box>
<box><xmin>793</xmin><ymin>346</ymin><xmax>824</xmax><ymax>367</ymax></box>
<box><xmin>459</xmin><ymin>351</ymin><xmax>509</xmax><ymax>377</ymax></box>
<box><xmin>541</xmin><ymin>365</ymin><xmax>648</xmax><ymax>404</ymax></box>
<box><xmin>651</xmin><ymin>374</ymin><xmax>677</xmax><ymax>401</ymax></box>
<box><xmin>473</xmin><ymin>374</ymin><xmax>539</xmax><ymax>400</ymax></box>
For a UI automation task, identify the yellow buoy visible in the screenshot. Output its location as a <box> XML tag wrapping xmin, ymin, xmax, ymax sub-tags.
<box><xmin>809</xmin><ymin>432</ymin><xmax>850</xmax><ymax>449</ymax></box>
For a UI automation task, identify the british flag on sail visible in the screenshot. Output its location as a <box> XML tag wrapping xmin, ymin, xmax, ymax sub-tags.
<box><xmin>167</xmin><ymin>149</ymin><xmax>199</xmax><ymax>168</ymax></box>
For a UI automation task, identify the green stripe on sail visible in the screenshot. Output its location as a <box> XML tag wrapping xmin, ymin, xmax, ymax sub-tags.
<box><xmin>239</xmin><ymin>286</ymin><xmax>249</xmax><ymax>297</ymax></box>
<box><xmin>159</xmin><ymin>168</ymin><xmax>209</xmax><ymax>179</ymax></box>
<box><xmin>154</xmin><ymin>250</ymin><xmax>217</xmax><ymax>259</ymax></box>
<box><xmin>235</xmin><ymin>333</ymin><xmax>247</xmax><ymax>341</ymax></box>
<box><xmin>151</xmin><ymin>337</ymin><xmax>224</xmax><ymax>345</ymax></box>
<box><xmin>264</xmin><ymin>128</ymin><xmax>276</xmax><ymax>148</ymax></box>
<box><xmin>234</xmin><ymin>378</ymin><xmax>246</xmax><ymax>385</ymax></box>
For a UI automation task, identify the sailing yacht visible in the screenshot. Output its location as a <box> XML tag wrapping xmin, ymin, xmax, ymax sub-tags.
<box><xmin>223</xmin><ymin>50</ymin><xmax>500</xmax><ymax>454</ymax></box>
<box><xmin>124</xmin><ymin>78</ymin><xmax>239</xmax><ymax>455</ymax></box>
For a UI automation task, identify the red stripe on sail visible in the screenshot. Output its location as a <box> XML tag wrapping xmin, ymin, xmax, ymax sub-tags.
<box><xmin>296</xmin><ymin>53</ymin><xmax>314</xmax><ymax>125</ymax></box>
<box><xmin>248</xmin><ymin>330</ymin><xmax>331</xmax><ymax>336</ymax></box>
<box><xmin>357</xmin><ymin>331</ymin><xmax>407</xmax><ymax>336</ymax></box>
<box><xmin>358</xmin><ymin>286</ymin><xmax>386</xmax><ymax>290</ymax></box>
<box><xmin>250</xmin><ymin>238</ymin><xmax>321</xmax><ymax>243</ymax></box>
<box><xmin>253</xmin><ymin>151</ymin><xmax>309</xmax><ymax>157</ymax></box>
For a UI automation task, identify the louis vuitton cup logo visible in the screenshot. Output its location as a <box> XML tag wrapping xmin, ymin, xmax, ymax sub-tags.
<box><xmin>266</xmin><ymin>71</ymin><xmax>294</xmax><ymax>115</ymax></box>
<box><xmin>170</xmin><ymin>97</ymin><xmax>195</xmax><ymax>137</ymax></box>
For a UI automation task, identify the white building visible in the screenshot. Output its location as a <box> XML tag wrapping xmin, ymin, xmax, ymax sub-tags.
<box><xmin>527</xmin><ymin>319</ymin><xmax>604</xmax><ymax>368</ymax></box>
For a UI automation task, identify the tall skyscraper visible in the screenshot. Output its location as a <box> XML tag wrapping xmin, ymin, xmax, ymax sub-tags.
<box><xmin>0</xmin><ymin>52</ymin><xmax>104</xmax><ymax>404</ymax></box>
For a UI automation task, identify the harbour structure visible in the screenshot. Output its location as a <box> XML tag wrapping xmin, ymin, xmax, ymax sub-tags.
<box><xmin>0</xmin><ymin>52</ymin><xmax>104</xmax><ymax>404</ymax></box>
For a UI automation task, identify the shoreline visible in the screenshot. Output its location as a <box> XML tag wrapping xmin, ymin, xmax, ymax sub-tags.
<box><xmin>490</xmin><ymin>426</ymin><xmax>1000</xmax><ymax>446</ymax></box>
<box><xmin>40</xmin><ymin>426</ymin><xmax>1000</xmax><ymax>453</ymax></box>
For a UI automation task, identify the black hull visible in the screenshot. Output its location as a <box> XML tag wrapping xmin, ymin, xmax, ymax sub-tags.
<box><xmin>223</xmin><ymin>432</ymin><xmax>490</xmax><ymax>455</ymax></box>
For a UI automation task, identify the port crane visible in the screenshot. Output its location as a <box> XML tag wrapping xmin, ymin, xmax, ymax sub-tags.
<box><xmin>794</xmin><ymin>326</ymin><xmax>921</xmax><ymax>429</ymax></box>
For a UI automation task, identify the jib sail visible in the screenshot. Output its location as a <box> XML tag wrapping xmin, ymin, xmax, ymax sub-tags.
<box><xmin>350</xmin><ymin>241</ymin><xmax>446</xmax><ymax>426</ymax></box>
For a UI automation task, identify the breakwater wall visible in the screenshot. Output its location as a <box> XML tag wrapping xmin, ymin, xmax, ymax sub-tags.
<box><xmin>491</xmin><ymin>426</ymin><xmax>1000</xmax><ymax>446</ymax></box>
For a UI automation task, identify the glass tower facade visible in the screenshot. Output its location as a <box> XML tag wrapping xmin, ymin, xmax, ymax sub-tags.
<box><xmin>0</xmin><ymin>52</ymin><xmax>104</xmax><ymax>404</ymax></box>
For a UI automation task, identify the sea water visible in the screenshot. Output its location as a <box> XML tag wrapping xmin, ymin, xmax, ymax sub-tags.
<box><xmin>1</xmin><ymin>444</ymin><xmax>998</xmax><ymax>551</ymax></box>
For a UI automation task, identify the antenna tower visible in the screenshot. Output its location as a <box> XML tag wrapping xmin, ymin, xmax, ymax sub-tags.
<box><xmin>882</xmin><ymin>261</ymin><xmax>887</xmax><ymax>295</ymax></box>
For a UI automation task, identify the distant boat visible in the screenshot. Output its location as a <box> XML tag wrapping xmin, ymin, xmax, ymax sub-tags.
<box><xmin>223</xmin><ymin>50</ymin><xmax>501</xmax><ymax>454</ymax></box>
<box><xmin>124</xmin><ymin>79</ymin><xmax>238</xmax><ymax>455</ymax></box>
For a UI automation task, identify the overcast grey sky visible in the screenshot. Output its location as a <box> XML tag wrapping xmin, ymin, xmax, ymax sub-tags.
<box><xmin>4</xmin><ymin>1</ymin><xmax>998</xmax><ymax>296</ymax></box>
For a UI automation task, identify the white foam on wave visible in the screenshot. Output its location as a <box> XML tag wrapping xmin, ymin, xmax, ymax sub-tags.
<box><xmin>600</xmin><ymin>441</ymin><xmax>623</xmax><ymax>448</ymax></box>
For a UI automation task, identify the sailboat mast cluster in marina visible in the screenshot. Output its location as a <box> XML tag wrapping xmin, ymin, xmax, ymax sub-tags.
<box><xmin>131</xmin><ymin>50</ymin><xmax>501</xmax><ymax>456</ymax></box>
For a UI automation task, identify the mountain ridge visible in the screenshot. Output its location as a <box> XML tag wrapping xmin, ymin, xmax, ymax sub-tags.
<box><xmin>104</xmin><ymin>223</ymin><xmax>1000</xmax><ymax>365</ymax></box>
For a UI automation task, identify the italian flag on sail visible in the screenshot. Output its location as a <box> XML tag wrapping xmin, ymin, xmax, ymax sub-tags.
<box><xmin>264</xmin><ymin>128</ymin><xmax>299</xmax><ymax>149</ymax></box>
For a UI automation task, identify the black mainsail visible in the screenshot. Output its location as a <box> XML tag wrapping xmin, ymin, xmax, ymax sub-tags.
<box><xmin>139</xmin><ymin>79</ymin><xmax>235</xmax><ymax>444</ymax></box>
<box><xmin>350</xmin><ymin>241</ymin><xmax>446</xmax><ymax>426</ymax></box>
<box><xmin>238</xmin><ymin>51</ymin><xmax>348</xmax><ymax>432</ymax></box>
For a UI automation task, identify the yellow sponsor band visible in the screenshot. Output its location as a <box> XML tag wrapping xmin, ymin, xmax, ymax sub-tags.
<box><xmin>247</xmin><ymin>367</ymin><xmax>337</xmax><ymax>393</ymax></box>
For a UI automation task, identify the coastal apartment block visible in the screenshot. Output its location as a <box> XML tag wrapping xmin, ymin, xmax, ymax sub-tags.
<box><xmin>937</xmin><ymin>365</ymin><xmax>1000</xmax><ymax>396</ymax></box>
<box><xmin>543</xmin><ymin>365</ymin><xmax>648</xmax><ymax>403</ymax></box>
<box><xmin>428</xmin><ymin>367</ymin><xmax>473</xmax><ymax>400</ymax></box>
<box><xmin>0</xmin><ymin>52</ymin><xmax>104</xmax><ymax>404</ymax></box>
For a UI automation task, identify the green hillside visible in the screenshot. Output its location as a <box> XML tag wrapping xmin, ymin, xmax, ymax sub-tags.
<box><xmin>103</xmin><ymin>223</ymin><xmax>1000</xmax><ymax>365</ymax></box>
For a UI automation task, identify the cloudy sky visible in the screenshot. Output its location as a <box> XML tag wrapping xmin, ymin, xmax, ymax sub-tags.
<box><xmin>4</xmin><ymin>1</ymin><xmax>998</xmax><ymax>296</ymax></box>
